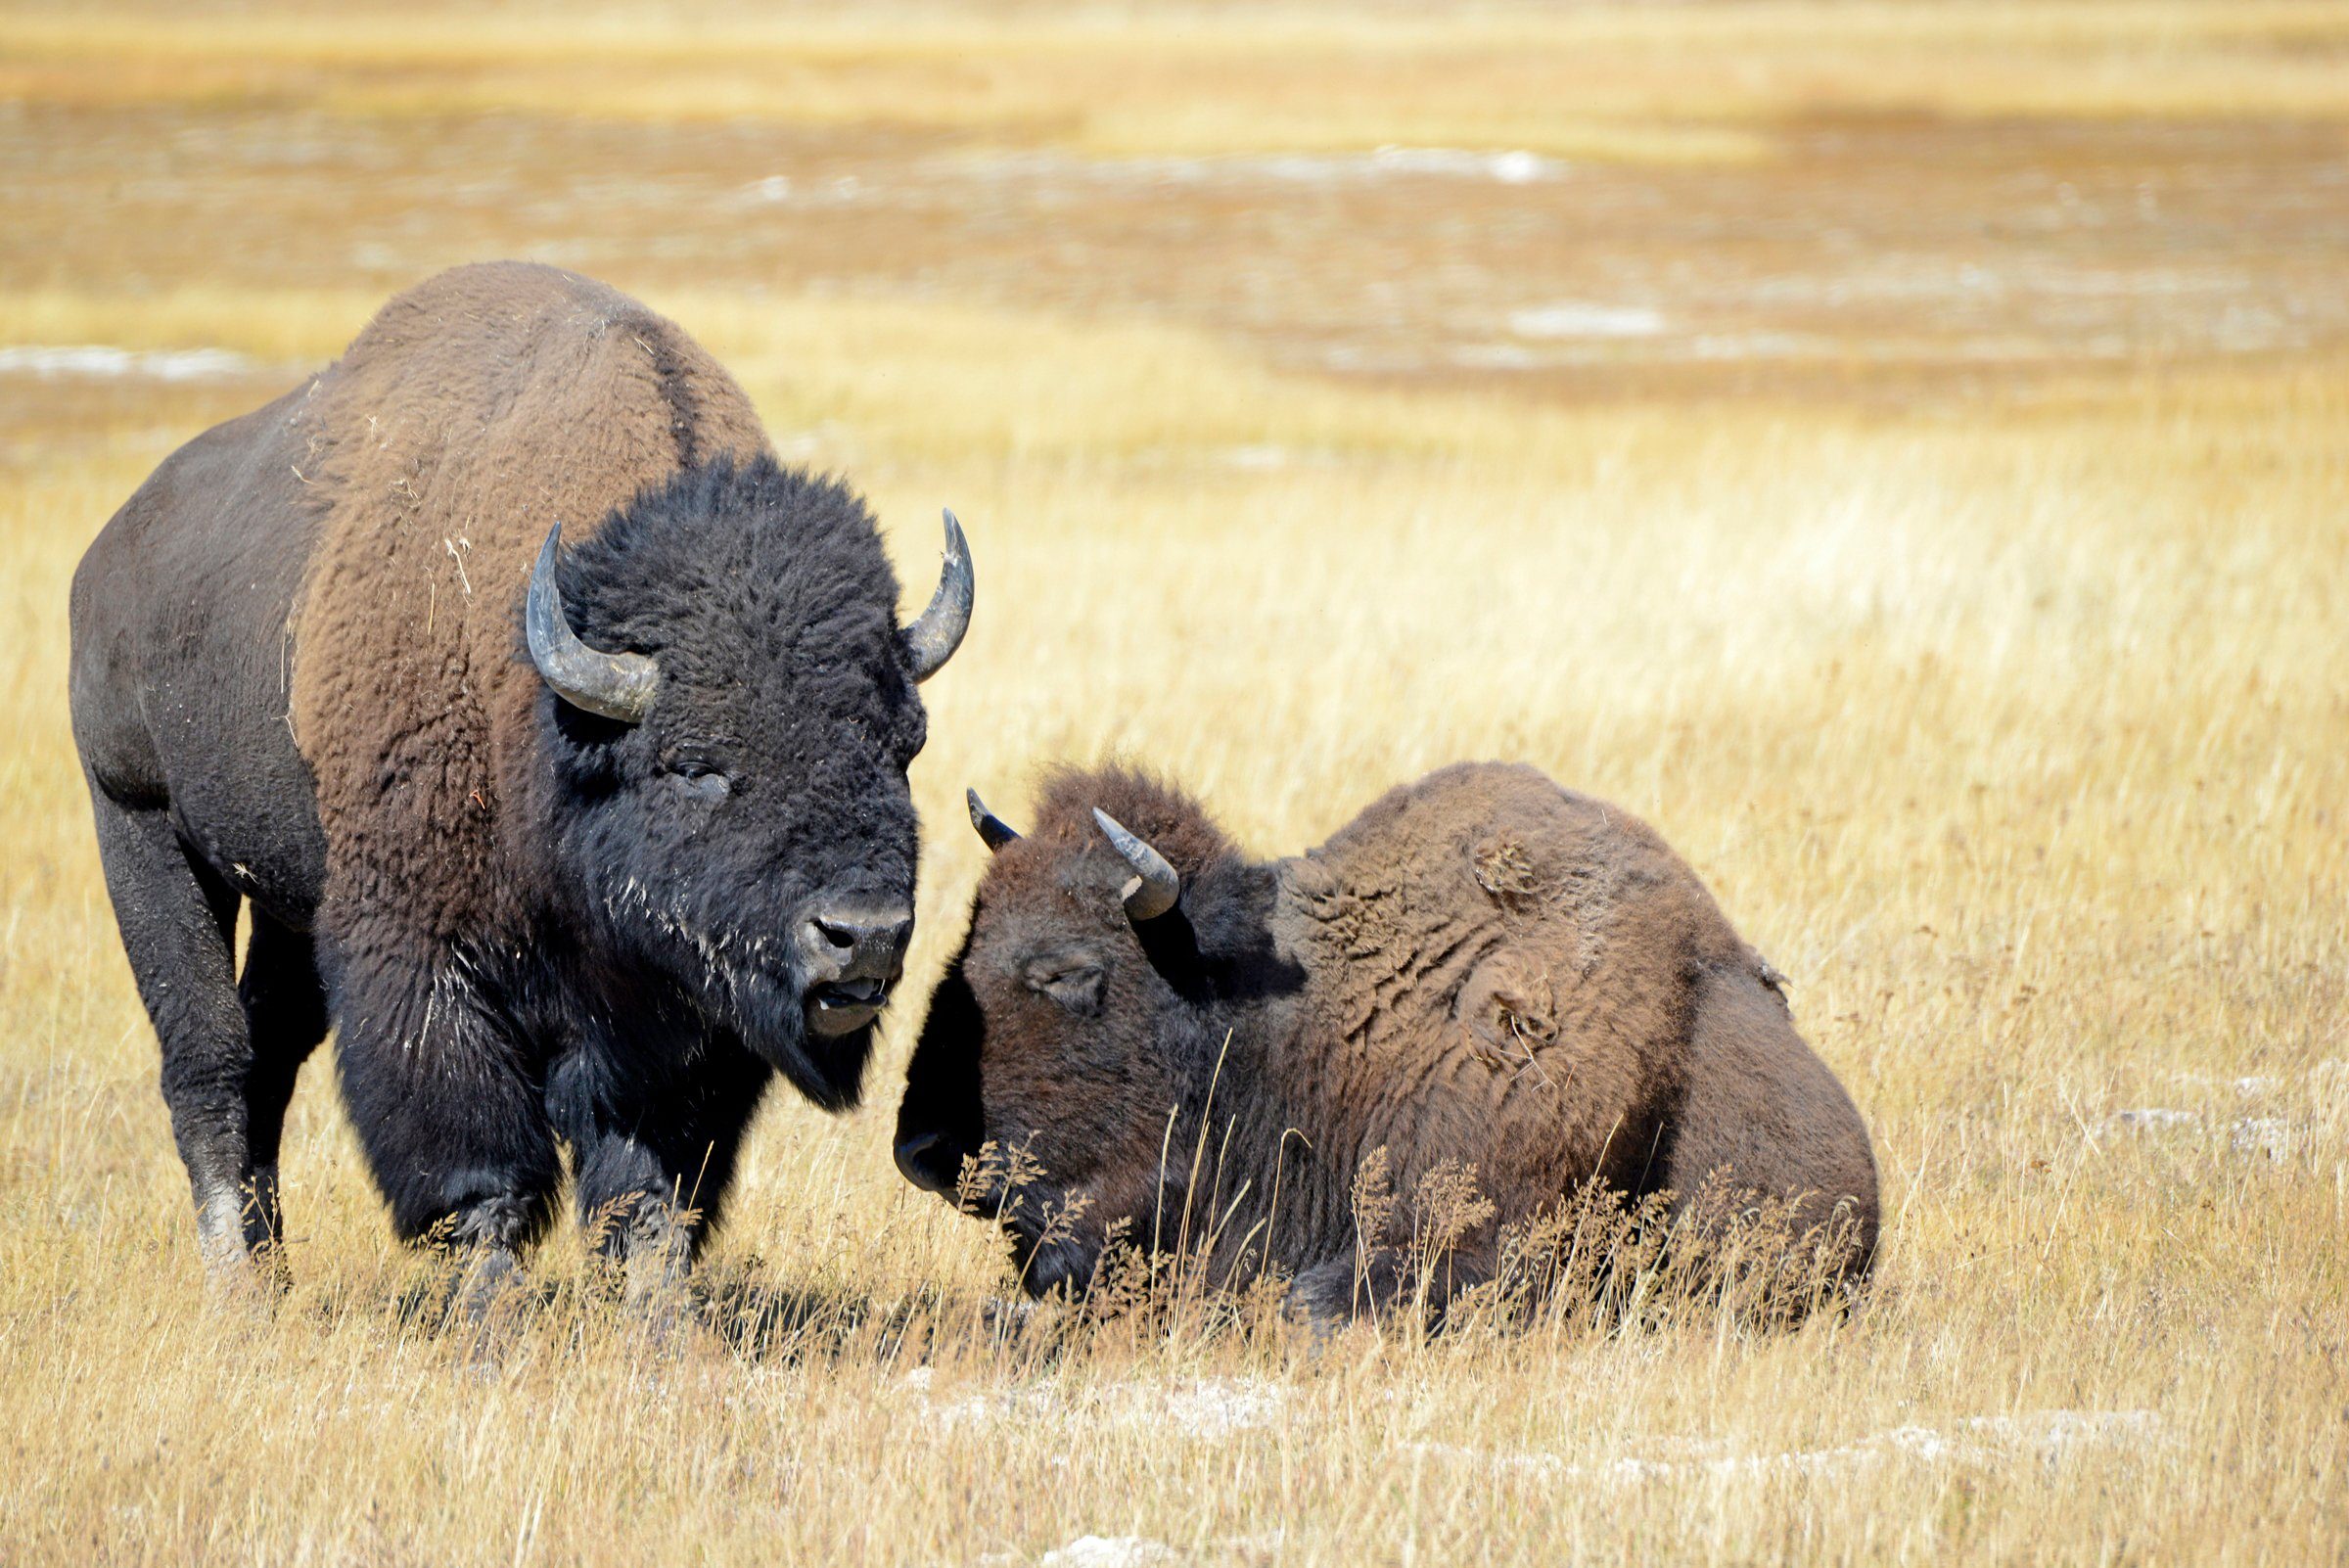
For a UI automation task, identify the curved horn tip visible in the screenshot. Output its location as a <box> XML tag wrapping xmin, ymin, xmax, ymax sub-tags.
<box><xmin>902</xmin><ymin>509</ymin><xmax>974</xmax><ymax>684</ymax></box>
<box><xmin>1092</xmin><ymin>807</ymin><xmax>1180</xmax><ymax>920</ymax></box>
<box><xmin>528</xmin><ymin>523</ymin><xmax>566</xmax><ymax>617</ymax></box>
<box><xmin>967</xmin><ymin>788</ymin><xmax>1021</xmax><ymax>852</ymax></box>
<box><xmin>525</xmin><ymin>521</ymin><xmax>659</xmax><ymax>724</ymax></box>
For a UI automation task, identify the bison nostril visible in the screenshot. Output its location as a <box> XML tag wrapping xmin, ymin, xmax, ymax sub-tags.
<box><xmin>803</xmin><ymin>906</ymin><xmax>915</xmax><ymax>980</ymax></box>
<box><xmin>894</xmin><ymin>1131</ymin><xmax>960</xmax><ymax>1194</ymax></box>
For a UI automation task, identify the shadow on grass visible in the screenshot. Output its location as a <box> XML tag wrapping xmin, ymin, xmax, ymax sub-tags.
<box><xmin>698</xmin><ymin>1273</ymin><xmax>1063</xmax><ymax>1369</ymax></box>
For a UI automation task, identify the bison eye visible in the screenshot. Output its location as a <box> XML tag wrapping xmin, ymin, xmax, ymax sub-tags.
<box><xmin>663</xmin><ymin>755</ymin><xmax>732</xmax><ymax>801</ymax></box>
<box><xmin>1025</xmin><ymin>961</ymin><xmax>1104</xmax><ymax>1016</ymax></box>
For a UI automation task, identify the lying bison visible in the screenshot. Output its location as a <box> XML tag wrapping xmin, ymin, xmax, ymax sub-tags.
<box><xmin>70</xmin><ymin>262</ymin><xmax>972</xmax><ymax>1302</ymax></box>
<box><xmin>896</xmin><ymin>762</ymin><xmax>1877</xmax><ymax>1320</ymax></box>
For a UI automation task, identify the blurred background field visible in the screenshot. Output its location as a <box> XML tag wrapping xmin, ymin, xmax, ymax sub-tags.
<box><xmin>0</xmin><ymin>3</ymin><xmax>2343</xmax><ymax>1564</ymax></box>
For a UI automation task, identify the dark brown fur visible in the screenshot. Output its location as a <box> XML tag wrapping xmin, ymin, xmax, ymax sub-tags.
<box><xmin>898</xmin><ymin>762</ymin><xmax>1879</xmax><ymax>1320</ymax></box>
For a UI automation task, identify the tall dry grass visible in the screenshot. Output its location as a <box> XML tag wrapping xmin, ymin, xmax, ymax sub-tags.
<box><xmin>2</xmin><ymin>3</ymin><xmax>2345</xmax><ymax>1563</ymax></box>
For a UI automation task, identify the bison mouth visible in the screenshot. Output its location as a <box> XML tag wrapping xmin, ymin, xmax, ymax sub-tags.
<box><xmin>945</xmin><ymin>1174</ymin><xmax>1112</xmax><ymax>1302</ymax></box>
<box><xmin>806</xmin><ymin>975</ymin><xmax>891</xmax><ymax>1038</ymax></box>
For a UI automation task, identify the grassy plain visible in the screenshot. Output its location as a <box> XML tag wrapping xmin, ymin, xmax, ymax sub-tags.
<box><xmin>1</xmin><ymin>3</ymin><xmax>2344</xmax><ymax>1563</ymax></box>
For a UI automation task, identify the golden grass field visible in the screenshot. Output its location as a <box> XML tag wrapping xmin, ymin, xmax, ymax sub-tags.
<box><xmin>2</xmin><ymin>2</ymin><xmax>2345</xmax><ymax>1562</ymax></box>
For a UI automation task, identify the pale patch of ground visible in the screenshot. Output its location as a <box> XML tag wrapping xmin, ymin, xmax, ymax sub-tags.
<box><xmin>0</xmin><ymin>345</ymin><xmax>256</xmax><ymax>381</ymax></box>
<box><xmin>1417</xmin><ymin>1409</ymin><xmax>2163</xmax><ymax>1486</ymax></box>
<box><xmin>1037</xmin><ymin>1537</ymin><xmax>1182</xmax><ymax>1568</ymax></box>
<box><xmin>913</xmin><ymin>1373</ymin><xmax>1286</xmax><ymax>1442</ymax></box>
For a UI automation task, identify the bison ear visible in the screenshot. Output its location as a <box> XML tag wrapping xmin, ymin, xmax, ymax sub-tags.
<box><xmin>1024</xmin><ymin>959</ymin><xmax>1105</xmax><ymax>1016</ymax></box>
<box><xmin>967</xmin><ymin>788</ymin><xmax>1020</xmax><ymax>853</ymax></box>
<box><xmin>527</xmin><ymin>524</ymin><xmax>659</xmax><ymax>722</ymax></box>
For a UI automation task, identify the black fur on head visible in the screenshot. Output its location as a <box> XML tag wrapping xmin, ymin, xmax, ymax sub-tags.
<box><xmin>895</xmin><ymin>764</ymin><xmax>1303</xmax><ymax>1296</ymax></box>
<box><xmin>521</xmin><ymin>454</ymin><xmax>929</xmax><ymax>1110</ymax></box>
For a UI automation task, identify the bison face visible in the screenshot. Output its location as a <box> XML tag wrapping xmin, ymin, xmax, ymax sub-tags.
<box><xmin>524</xmin><ymin>458</ymin><xmax>969</xmax><ymax>1110</ymax></box>
<box><xmin>897</xmin><ymin>772</ymin><xmax>1296</xmax><ymax>1299</ymax></box>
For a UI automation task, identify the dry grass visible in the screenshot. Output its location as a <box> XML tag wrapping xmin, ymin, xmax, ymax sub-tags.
<box><xmin>2</xmin><ymin>4</ymin><xmax>2345</xmax><ymax>1564</ymax></box>
<box><xmin>10</xmin><ymin>3</ymin><xmax>2349</xmax><ymax>149</ymax></box>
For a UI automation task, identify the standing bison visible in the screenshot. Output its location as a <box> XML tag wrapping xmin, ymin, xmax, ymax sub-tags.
<box><xmin>70</xmin><ymin>263</ymin><xmax>972</xmax><ymax>1302</ymax></box>
<box><xmin>896</xmin><ymin>762</ymin><xmax>1877</xmax><ymax>1320</ymax></box>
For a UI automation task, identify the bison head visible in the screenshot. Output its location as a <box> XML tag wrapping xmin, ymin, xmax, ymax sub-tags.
<box><xmin>523</xmin><ymin>456</ymin><xmax>969</xmax><ymax>1110</ymax></box>
<box><xmin>895</xmin><ymin>767</ymin><xmax>1302</xmax><ymax>1298</ymax></box>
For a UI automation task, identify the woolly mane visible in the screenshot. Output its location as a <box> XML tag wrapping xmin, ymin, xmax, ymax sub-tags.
<box><xmin>557</xmin><ymin>455</ymin><xmax>904</xmax><ymax>693</ymax></box>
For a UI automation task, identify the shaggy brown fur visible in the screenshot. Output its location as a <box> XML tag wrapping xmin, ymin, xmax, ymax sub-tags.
<box><xmin>290</xmin><ymin>262</ymin><xmax>767</xmax><ymax>951</ymax></box>
<box><xmin>898</xmin><ymin>762</ymin><xmax>1879</xmax><ymax>1320</ymax></box>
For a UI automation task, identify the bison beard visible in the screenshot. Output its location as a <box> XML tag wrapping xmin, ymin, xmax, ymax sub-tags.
<box><xmin>69</xmin><ymin>264</ymin><xmax>970</xmax><ymax>1304</ymax></box>
<box><xmin>897</xmin><ymin>764</ymin><xmax>1880</xmax><ymax>1325</ymax></box>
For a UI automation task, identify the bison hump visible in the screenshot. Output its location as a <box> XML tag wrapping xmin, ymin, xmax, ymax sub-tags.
<box><xmin>289</xmin><ymin>263</ymin><xmax>769</xmax><ymax>942</ymax></box>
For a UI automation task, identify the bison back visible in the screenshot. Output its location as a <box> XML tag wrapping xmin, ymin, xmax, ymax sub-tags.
<box><xmin>1299</xmin><ymin>761</ymin><xmax>1746</xmax><ymax>1214</ymax></box>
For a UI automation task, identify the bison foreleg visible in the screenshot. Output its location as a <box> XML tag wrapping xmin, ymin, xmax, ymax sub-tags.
<box><xmin>553</xmin><ymin>1037</ymin><xmax>772</xmax><ymax>1325</ymax></box>
<box><xmin>330</xmin><ymin>945</ymin><xmax>560</xmax><ymax>1314</ymax></box>
<box><xmin>573</xmin><ymin>1131</ymin><xmax>696</xmax><ymax>1314</ymax></box>
<box><xmin>1286</xmin><ymin>1248</ymin><xmax>1491</xmax><ymax>1334</ymax></box>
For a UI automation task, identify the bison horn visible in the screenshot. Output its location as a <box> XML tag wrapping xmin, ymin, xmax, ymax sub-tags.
<box><xmin>901</xmin><ymin>510</ymin><xmax>974</xmax><ymax>683</ymax></box>
<box><xmin>968</xmin><ymin>788</ymin><xmax>1020</xmax><ymax>852</ymax></box>
<box><xmin>526</xmin><ymin>524</ymin><xmax>659</xmax><ymax>723</ymax></box>
<box><xmin>1093</xmin><ymin>808</ymin><xmax>1180</xmax><ymax>921</ymax></box>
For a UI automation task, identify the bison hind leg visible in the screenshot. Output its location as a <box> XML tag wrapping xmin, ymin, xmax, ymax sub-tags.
<box><xmin>233</xmin><ymin>908</ymin><xmax>329</xmax><ymax>1275</ymax></box>
<box><xmin>1661</xmin><ymin>964</ymin><xmax>1881</xmax><ymax>1304</ymax></box>
<box><xmin>87</xmin><ymin>790</ymin><xmax>295</xmax><ymax>1290</ymax></box>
